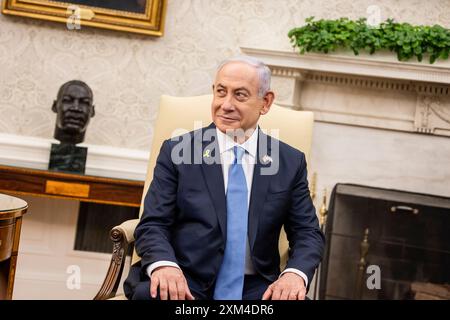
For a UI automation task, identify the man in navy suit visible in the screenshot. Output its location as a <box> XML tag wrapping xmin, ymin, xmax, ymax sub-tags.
<box><xmin>124</xmin><ymin>56</ymin><xmax>324</xmax><ymax>300</ymax></box>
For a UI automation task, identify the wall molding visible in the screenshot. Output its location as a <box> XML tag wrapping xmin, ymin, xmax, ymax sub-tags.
<box><xmin>241</xmin><ymin>47</ymin><xmax>450</xmax><ymax>84</ymax></box>
<box><xmin>301</xmin><ymin>71</ymin><xmax>450</xmax><ymax>95</ymax></box>
<box><xmin>0</xmin><ymin>133</ymin><xmax>149</xmax><ymax>181</ymax></box>
<box><xmin>242</xmin><ymin>47</ymin><xmax>450</xmax><ymax>137</ymax></box>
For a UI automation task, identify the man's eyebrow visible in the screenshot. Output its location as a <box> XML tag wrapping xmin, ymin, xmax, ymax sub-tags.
<box><xmin>215</xmin><ymin>84</ymin><xmax>251</xmax><ymax>94</ymax></box>
<box><xmin>234</xmin><ymin>87</ymin><xmax>251</xmax><ymax>94</ymax></box>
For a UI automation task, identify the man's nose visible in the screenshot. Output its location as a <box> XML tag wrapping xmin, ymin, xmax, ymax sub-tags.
<box><xmin>221</xmin><ymin>95</ymin><xmax>234</xmax><ymax>111</ymax></box>
<box><xmin>71</xmin><ymin>99</ymin><xmax>81</xmax><ymax>110</ymax></box>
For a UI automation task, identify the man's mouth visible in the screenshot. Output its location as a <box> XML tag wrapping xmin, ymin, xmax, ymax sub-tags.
<box><xmin>219</xmin><ymin>115</ymin><xmax>239</xmax><ymax>122</ymax></box>
<box><xmin>64</xmin><ymin>117</ymin><xmax>85</xmax><ymax>127</ymax></box>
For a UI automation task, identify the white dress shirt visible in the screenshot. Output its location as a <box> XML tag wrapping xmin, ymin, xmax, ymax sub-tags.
<box><xmin>147</xmin><ymin>127</ymin><xmax>308</xmax><ymax>287</ymax></box>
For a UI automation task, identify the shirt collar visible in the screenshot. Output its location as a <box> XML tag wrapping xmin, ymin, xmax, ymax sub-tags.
<box><xmin>215</xmin><ymin>126</ymin><xmax>258</xmax><ymax>158</ymax></box>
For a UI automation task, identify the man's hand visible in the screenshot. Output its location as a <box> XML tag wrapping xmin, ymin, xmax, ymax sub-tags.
<box><xmin>262</xmin><ymin>272</ymin><xmax>306</xmax><ymax>300</ymax></box>
<box><xmin>150</xmin><ymin>266</ymin><xmax>195</xmax><ymax>300</ymax></box>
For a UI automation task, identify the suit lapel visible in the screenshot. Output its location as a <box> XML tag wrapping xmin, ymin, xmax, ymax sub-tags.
<box><xmin>198</xmin><ymin>125</ymin><xmax>275</xmax><ymax>246</ymax></box>
<box><xmin>199</xmin><ymin>123</ymin><xmax>227</xmax><ymax>240</ymax></box>
<box><xmin>248</xmin><ymin>129</ymin><xmax>273</xmax><ymax>251</ymax></box>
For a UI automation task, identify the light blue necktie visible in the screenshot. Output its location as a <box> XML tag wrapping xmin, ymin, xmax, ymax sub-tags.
<box><xmin>214</xmin><ymin>146</ymin><xmax>248</xmax><ymax>300</ymax></box>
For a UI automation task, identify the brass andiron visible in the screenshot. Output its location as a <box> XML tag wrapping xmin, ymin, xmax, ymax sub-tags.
<box><xmin>310</xmin><ymin>172</ymin><xmax>317</xmax><ymax>201</ymax></box>
<box><xmin>355</xmin><ymin>228</ymin><xmax>370</xmax><ymax>299</ymax></box>
<box><xmin>313</xmin><ymin>188</ymin><xmax>328</xmax><ymax>300</ymax></box>
<box><xmin>319</xmin><ymin>188</ymin><xmax>328</xmax><ymax>227</ymax></box>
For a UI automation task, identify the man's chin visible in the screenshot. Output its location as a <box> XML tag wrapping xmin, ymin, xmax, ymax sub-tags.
<box><xmin>216</xmin><ymin>124</ymin><xmax>241</xmax><ymax>134</ymax></box>
<box><xmin>61</xmin><ymin>125</ymin><xmax>84</xmax><ymax>134</ymax></box>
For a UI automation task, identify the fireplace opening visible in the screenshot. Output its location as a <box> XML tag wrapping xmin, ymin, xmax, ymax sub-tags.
<box><xmin>319</xmin><ymin>184</ymin><xmax>450</xmax><ymax>300</ymax></box>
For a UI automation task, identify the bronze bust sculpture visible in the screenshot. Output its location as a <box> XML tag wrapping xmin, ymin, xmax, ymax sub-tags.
<box><xmin>49</xmin><ymin>80</ymin><xmax>95</xmax><ymax>174</ymax></box>
<box><xmin>52</xmin><ymin>80</ymin><xmax>95</xmax><ymax>145</ymax></box>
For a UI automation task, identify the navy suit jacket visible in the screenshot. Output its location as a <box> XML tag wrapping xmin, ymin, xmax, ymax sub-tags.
<box><xmin>129</xmin><ymin>123</ymin><xmax>324</xmax><ymax>296</ymax></box>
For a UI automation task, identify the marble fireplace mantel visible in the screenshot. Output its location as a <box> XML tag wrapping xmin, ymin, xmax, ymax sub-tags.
<box><xmin>241</xmin><ymin>47</ymin><xmax>450</xmax><ymax>137</ymax></box>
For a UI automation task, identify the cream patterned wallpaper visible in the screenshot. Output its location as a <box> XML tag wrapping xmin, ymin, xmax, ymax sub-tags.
<box><xmin>0</xmin><ymin>0</ymin><xmax>449</xmax><ymax>150</ymax></box>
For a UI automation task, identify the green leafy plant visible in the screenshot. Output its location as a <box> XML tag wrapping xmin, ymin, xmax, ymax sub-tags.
<box><xmin>288</xmin><ymin>17</ymin><xmax>450</xmax><ymax>64</ymax></box>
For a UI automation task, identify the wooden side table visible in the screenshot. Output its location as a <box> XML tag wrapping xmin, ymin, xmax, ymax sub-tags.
<box><xmin>0</xmin><ymin>193</ymin><xmax>28</xmax><ymax>300</ymax></box>
<box><xmin>0</xmin><ymin>165</ymin><xmax>143</xmax><ymax>207</ymax></box>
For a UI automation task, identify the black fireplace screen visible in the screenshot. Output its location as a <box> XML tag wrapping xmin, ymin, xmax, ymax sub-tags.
<box><xmin>319</xmin><ymin>184</ymin><xmax>450</xmax><ymax>300</ymax></box>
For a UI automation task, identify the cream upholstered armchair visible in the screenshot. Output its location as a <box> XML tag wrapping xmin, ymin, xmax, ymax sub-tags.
<box><xmin>94</xmin><ymin>94</ymin><xmax>314</xmax><ymax>300</ymax></box>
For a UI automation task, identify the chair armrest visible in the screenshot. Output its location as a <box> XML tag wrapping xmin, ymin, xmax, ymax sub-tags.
<box><xmin>114</xmin><ymin>218</ymin><xmax>139</xmax><ymax>244</ymax></box>
<box><xmin>94</xmin><ymin>219</ymin><xmax>139</xmax><ymax>300</ymax></box>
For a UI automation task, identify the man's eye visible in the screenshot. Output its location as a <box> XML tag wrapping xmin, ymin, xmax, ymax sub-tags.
<box><xmin>216</xmin><ymin>89</ymin><xmax>226</xmax><ymax>95</ymax></box>
<box><xmin>235</xmin><ymin>92</ymin><xmax>248</xmax><ymax>99</ymax></box>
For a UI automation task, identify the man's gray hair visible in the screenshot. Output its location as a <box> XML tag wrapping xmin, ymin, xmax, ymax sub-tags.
<box><xmin>217</xmin><ymin>56</ymin><xmax>271</xmax><ymax>97</ymax></box>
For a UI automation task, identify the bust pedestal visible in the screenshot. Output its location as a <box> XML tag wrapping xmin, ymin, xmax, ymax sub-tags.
<box><xmin>48</xmin><ymin>143</ymin><xmax>87</xmax><ymax>174</ymax></box>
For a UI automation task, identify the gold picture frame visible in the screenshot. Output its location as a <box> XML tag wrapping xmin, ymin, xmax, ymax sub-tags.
<box><xmin>1</xmin><ymin>0</ymin><xmax>167</xmax><ymax>36</ymax></box>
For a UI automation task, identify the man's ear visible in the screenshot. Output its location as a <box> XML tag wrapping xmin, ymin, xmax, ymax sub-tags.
<box><xmin>52</xmin><ymin>100</ymin><xmax>57</xmax><ymax>113</ymax></box>
<box><xmin>90</xmin><ymin>105</ymin><xmax>95</xmax><ymax>118</ymax></box>
<box><xmin>260</xmin><ymin>91</ymin><xmax>275</xmax><ymax>115</ymax></box>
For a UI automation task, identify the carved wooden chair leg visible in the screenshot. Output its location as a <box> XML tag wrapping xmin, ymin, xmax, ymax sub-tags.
<box><xmin>94</xmin><ymin>227</ymin><xmax>129</xmax><ymax>300</ymax></box>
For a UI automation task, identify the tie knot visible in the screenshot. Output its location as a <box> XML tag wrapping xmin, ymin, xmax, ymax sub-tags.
<box><xmin>233</xmin><ymin>146</ymin><xmax>245</xmax><ymax>163</ymax></box>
